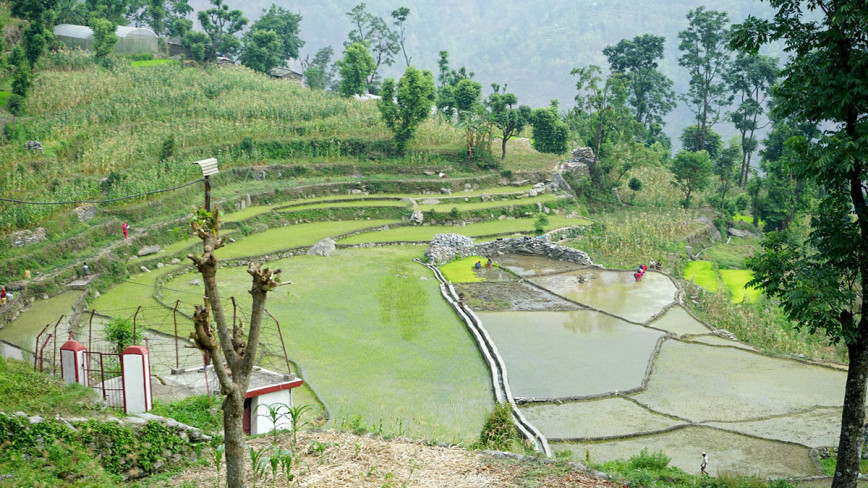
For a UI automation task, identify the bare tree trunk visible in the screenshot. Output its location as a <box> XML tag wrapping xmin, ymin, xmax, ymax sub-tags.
<box><xmin>187</xmin><ymin>208</ymin><xmax>283</xmax><ymax>488</ymax></box>
<box><xmin>223</xmin><ymin>392</ymin><xmax>247</xmax><ymax>487</ymax></box>
<box><xmin>501</xmin><ymin>136</ymin><xmax>507</xmax><ymax>160</ymax></box>
<box><xmin>833</xmin><ymin>327</ymin><xmax>868</xmax><ymax>488</ymax></box>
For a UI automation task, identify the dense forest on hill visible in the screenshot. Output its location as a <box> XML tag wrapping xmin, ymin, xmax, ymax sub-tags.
<box><xmin>190</xmin><ymin>0</ymin><xmax>784</xmax><ymax>143</ymax></box>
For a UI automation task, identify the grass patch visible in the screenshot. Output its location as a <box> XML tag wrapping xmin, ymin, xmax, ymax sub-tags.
<box><xmin>818</xmin><ymin>452</ymin><xmax>868</xmax><ymax>476</ymax></box>
<box><xmin>130</xmin><ymin>59</ymin><xmax>178</xmax><ymax>67</ymax></box>
<box><xmin>595</xmin><ymin>448</ymin><xmax>796</xmax><ymax>488</ymax></box>
<box><xmin>159</xmin><ymin>246</ymin><xmax>493</xmax><ymax>444</ymax></box>
<box><xmin>222</xmin><ymin>204</ymin><xmax>276</xmax><ymax>223</ymax></box>
<box><xmin>719</xmin><ymin>269</ymin><xmax>760</xmax><ymax>304</ymax></box>
<box><xmin>0</xmin><ymin>356</ymin><xmax>100</xmax><ymax>417</ymax></box>
<box><xmin>733</xmin><ymin>213</ymin><xmax>765</xmax><ymax>228</ymax></box>
<box><xmin>151</xmin><ymin>394</ymin><xmax>223</xmax><ymax>432</ymax></box>
<box><xmin>217</xmin><ymin>219</ymin><xmax>398</xmax><ymax>259</ymax></box>
<box><xmin>683</xmin><ymin>261</ymin><xmax>719</xmax><ymax>292</ymax></box>
<box><xmin>440</xmin><ymin>256</ymin><xmax>488</xmax><ymax>283</ymax></box>
<box><xmin>280</xmin><ymin>199</ymin><xmax>406</xmax><ymax>212</ymax></box>
<box><xmin>0</xmin><ymin>90</ymin><xmax>10</xmax><ymax>107</ymax></box>
<box><xmin>689</xmin><ymin>290</ymin><xmax>842</xmax><ymax>362</ymax></box>
<box><xmin>701</xmin><ymin>237</ymin><xmax>759</xmax><ymax>269</ymax></box>
<box><xmin>339</xmin><ymin>215</ymin><xmax>591</xmax><ymax>244</ymax></box>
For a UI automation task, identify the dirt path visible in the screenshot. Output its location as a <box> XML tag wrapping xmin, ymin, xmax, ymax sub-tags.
<box><xmin>170</xmin><ymin>430</ymin><xmax>613</xmax><ymax>488</ymax></box>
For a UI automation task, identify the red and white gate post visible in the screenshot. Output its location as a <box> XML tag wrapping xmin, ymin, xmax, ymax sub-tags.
<box><xmin>59</xmin><ymin>339</ymin><xmax>87</xmax><ymax>386</ymax></box>
<box><xmin>121</xmin><ymin>345</ymin><xmax>152</xmax><ymax>413</ymax></box>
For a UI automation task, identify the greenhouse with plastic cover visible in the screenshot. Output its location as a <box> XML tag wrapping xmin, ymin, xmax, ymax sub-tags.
<box><xmin>53</xmin><ymin>24</ymin><xmax>159</xmax><ymax>54</ymax></box>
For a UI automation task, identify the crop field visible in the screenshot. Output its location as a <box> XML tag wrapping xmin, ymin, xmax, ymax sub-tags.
<box><xmin>567</xmin><ymin>208</ymin><xmax>702</xmax><ymax>269</ymax></box>
<box><xmin>158</xmin><ymin>246</ymin><xmax>493</xmax><ymax>443</ymax></box>
<box><xmin>683</xmin><ymin>261</ymin><xmax>718</xmax><ymax>292</ymax></box>
<box><xmin>339</xmin><ymin>215</ymin><xmax>591</xmax><ymax>244</ymax></box>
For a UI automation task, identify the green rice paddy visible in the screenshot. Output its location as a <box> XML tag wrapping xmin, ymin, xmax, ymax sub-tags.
<box><xmin>682</xmin><ymin>261</ymin><xmax>718</xmax><ymax>292</ymax></box>
<box><xmin>685</xmin><ymin>261</ymin><xmax>759</xmax><ymax>303</ymax></box>
<box><xmin>339</xmin><ymin>215</ymin><xmax>592</xmax><ymax>244</ymax></box>
<box><xmin>440</xmin><ymin>256</ymin><xmax>488</xmax><ymax>283</ymax></box>
<box><xmin>217</xmin><ymin>219</ymin><xmax>398</xmax><ymax>258</ymax></box>
<box><xmin>159</xmin><ymin>246</ymin><xmax>493</xmax><ymax>443</ymax></box>
<box><xmin>719</xmin><ymin>269</ymin><xmax>760</xmax><ymax>303</ymax></box>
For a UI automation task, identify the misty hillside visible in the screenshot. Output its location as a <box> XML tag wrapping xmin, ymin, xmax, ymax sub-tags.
<box><xmin>192</xmin><ymin>0</ymin><xmax>784</xmax><ymax>145</ymax></box>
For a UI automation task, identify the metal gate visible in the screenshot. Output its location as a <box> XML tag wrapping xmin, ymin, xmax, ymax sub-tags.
<box><xmin>82</xmin><ymin>349</ymin><xmax>124</xmax><ymax>407</ymax></box>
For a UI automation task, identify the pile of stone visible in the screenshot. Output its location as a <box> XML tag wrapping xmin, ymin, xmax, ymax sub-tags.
<box><xmin>560</xmin><ymin>147</ymin><xmax>598</xmax><ymax>176</ymax></box>
<box><xmin>424</xmin><ymin>233</ymin><xmax>595</xmax><ymax>267</ymax></box>
<box><xmin>424</xmin><ymin>233</ymin><xmax>475</xmax><ymax>264</ymax></box>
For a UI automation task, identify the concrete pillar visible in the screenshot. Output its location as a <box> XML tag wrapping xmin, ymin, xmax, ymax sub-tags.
<box><xmin>121</xmin><ymin>345</ymin><xmax>152</xmax><ymax>413</ymax></box>
<box><xmin>60</xmin><ymin>339</ymin><xmax>87</xmax><ymax>386</ymax></box>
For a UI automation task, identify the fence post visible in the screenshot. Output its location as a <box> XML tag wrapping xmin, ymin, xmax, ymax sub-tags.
<box><xmin>60</xmin><ymin>339</ymin><xmax>87</xmax><ymax>386</ymax></box>
<box><xmin>121</xmin><ymin>345</ymin><xmax>152</xmax><ymax>413</ymax></box>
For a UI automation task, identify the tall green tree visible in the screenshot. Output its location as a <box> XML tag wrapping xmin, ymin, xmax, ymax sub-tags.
<box><xmin>10</xmin><ymin>48</ymin><xmax>32</xmax><ymax>98</ymax></box>
<box><xmin>733</xmin><ymin>2</ymin><xmax>868</xmax><ymax>486</ymax></box>
<box><xmin>391</xmin><ymin>6</ymin><xmax>410</xmax><ymax>67</ymax></box>
<box><xmin>531</xmin><ymin>102</ymin><xmax>568</xmax><ymax>155</ymax></box>
<box><xmin>197</xmin><ymin>0</ymin><xmax>247</xmax><ymax>62</ymax></box>
<box><xmin>52</xmin><ymin>0</ymin><xmax>89</xmax><ymax>25</ymax></box>
<box><xmin>678</xmin><ymin>7</ymin><xmax>733</xmax><ymax>152</ymax></box>
<box><xmin>336</xmin><ymin>41</ymin><xmax>375</xmax><ymax>97</ymax></box>
<box><xmin>727</xmin><ymin>53</ymin><xmax>778</xmax><ymax>188</ymax></box>
<box><xmin>603</xmin><ymin>34</ymin><xmax>676</xmax><ymax>136</ymax></box>
<box><xmin>345</xmin><ymin>3</ymin><xmax>398</xmax><ymax>89</ymax></box>
<box><xmin>756</xmin><ymin>103</ymin><xmax>819</xmax><ymax>231</ymax></box>
<box><xmin>713</xmin><ymin>137</ymin><xmax>742</xmax><ymax>211</ymax></box>
<box><xmin>434</xmin><ymin>50</ymin><xmax>474</xmax><ymax>119</ymax></box>
<box><xmin>670</xmin><ymin>150</ymin><xmax>713</xmax><ymax>208</ymax></box>
<box><xmin>12</xmin><ymin>0</ymin><xmax>58</xmax><ymax>23</ymax></box>
<box><xmin>85</xmin><ymin>0</ymin><xmax>129</xmax><ymax>26</ymax></box>
<box><xmin>22</xmin><ymin>20</ymin><xmax>48</xmax><ymax>67</ymax></box>
<box><xmin>487</xmin><ymin>84</ymin><xmax>532</xmax><ymax>160</ymax></box>
<box><xmin>239</xmin><ymin>29</ymin><xmax>281</xmax><ymax>73</ymax></box>
<box><xmin>247</xmin><ymin>5</ymin><xmax>303</xmax><ymax>61</ymax></box>
<box><xmin>680</xmin><ymin>124</ymin><xmax>722</xmax><ymax>161</ymax></box>
<box><xmin>90</xmin><ymin>17</ymin><xmax>118</xmax><ymax>64</ymax></box>
<box><xmin>302</xmin><ymin>46</ymin><xmax>334</xmax><ymax>90</ymax></box>
<box><xmin>377</xmin><ymin>65</ymin><xmax>435</xmax><ymax>153</ymax></box>
<box><xmin>571</xmin><ymin>65</ymin><xmax>633</xmax><ymax>159</ymax></box>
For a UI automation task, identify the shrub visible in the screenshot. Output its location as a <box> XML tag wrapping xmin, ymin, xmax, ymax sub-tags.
<box><xmin>476</xmin><ymin>402</ymin><xmax>518</xmax><ymax>451</ymax></box>
<box><xmin>104</xmin><ymin>317</ymin><xmax>135</xmax><ymax>353</ymax></box>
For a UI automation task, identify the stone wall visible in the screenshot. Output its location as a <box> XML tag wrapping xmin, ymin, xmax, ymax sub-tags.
<box><xmin>424</xmin><ymin>233</ymin><xmax>595</xmax><ymax>267</ymax></box>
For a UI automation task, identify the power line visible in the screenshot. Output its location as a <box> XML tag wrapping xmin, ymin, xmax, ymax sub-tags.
<box><xmin>0</xmin><ymin>179</ymin><xmax>204</xmax><ymax>206</ymax></box>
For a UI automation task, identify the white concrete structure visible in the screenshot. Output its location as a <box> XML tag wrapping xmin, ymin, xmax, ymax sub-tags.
<box><xmin>246</xmin><ymin>378</ymin><xmax>303</xmax><ymax>435</ymax></box>
<box><xmin>60</xmin><ymin>339</ymin><xmax>87</xmax><ymax>386</ymax></box>
<box><xmin>122</xmin><ymin>345</ymin><xmax>153</xmax><ymax>413</ymax></box>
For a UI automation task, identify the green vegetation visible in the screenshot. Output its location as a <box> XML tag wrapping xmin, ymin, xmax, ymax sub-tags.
<box><xmin>719</xmin><ymin>269</ymin><xmax>760</xmax><ymax>304</ymax></box>
<box><xmin>474</xmin><ymin>403</ymin><xmax>521</xmax><ymax>451</ymax></box>
<box><xmin>566</xmin><ymin>208</ymin><xmax>701</xmax><ymax>269</ymax></box>
<box><xmin>440</xmin><ymin>256</ymin><xmax>487</xmax><ymax>283</ymax></box>
<box><xmin>159</xmin><ymin>246</ymin><xmax>493</xmax><ymax>444</ymax></box>
<box><xmin>217</xmin><ymin>219</ymin><xmax>398</xmax><ymax>258</ymax></box>
<box><xmin>151</xmin><ymin>395</ymin><xmax>224</xmax><ymax>432</ymax></box>
<box><xmin>130</xmin><ymin>59</ymin><xmax>179</xmax><ymax>67</ymax></box>
<box><xmin>683</xmin><ymin>260</ymin><xmax>718</xmax><ymax>292</ymax></box>
<box><xmin>596</xmin><ymin>448</ymin><xmax>795</xmax><ymax>488</ymax></box>
<box><xmin>0</xmin><ymin>356</ymin><xmax>99</xmax><ymax>417</ymax></box>
<box><xmin>340</xmin><ymin>215</ymin><xmax>591</xmax><ymax>245</ymax></box>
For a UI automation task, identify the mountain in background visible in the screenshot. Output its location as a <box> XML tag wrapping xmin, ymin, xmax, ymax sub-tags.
<box><xmin>193</xmin><ymin>0</ymin><xmax>784</xmax><ymax>149</ymax></box>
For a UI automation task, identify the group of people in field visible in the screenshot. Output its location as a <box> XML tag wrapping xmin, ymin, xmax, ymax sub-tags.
<box><xmin>474</xmin><ymin>258</ymin><xmax>494</xmax><ymax>270</ymax></box>
<box><xmin>634</xmin><ymin>259</ymin><xmax>663</xmax><ymax>282</ymax></box>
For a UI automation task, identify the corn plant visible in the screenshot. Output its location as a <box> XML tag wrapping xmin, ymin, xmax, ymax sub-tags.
<box><xmin>248</xmin><ymin>445</ymin><xmax>270</xmax><ymax>488</ymax></box>
<box><xmin>286</xmin><ymin>404</ymin><xmax>312</xmax><ymax>449</ymax></box>
<box><xmin>213</xmin><ymin>444</ymin><xmax>225</xmax><ymax>488</ymax></box>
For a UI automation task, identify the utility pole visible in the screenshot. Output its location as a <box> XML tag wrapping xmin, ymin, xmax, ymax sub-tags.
<box><xmin>192</xmin><ymin>158</ymin><xmax>219</xmax><ymax>212</ymax></box>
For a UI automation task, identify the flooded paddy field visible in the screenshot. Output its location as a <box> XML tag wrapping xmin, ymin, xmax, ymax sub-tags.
<box><xmin>470</xmin><ymin>253</ymin><xmax>849</xmax><ymax>479</ymax></box>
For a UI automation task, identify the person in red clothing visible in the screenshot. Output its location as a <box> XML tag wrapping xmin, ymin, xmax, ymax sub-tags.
<box><xmin>0</xmin><ymin>287</ymin><xmax>6</xmax><ymax>305</ymax></box>
<box><xmin>634</xmin><ymin>272</ymin><xmax>642</xmax><ymax>282</ymax></box>
<box><xmin>122</xmin><ymin>221</ymin><xmax>130</xmax><ymax>239</ymax></box>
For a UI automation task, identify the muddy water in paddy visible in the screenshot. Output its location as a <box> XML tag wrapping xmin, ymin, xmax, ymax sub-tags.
<box><xmin>472</xmin><ymin>253</ymin><xmax>847</xmax><ymax>479</ymax></box>
<box><xmin>0</xmin><ymin>291</ymin><xmax>83</xmax><ymax>351</ymax></box>
<box><xmin>529</xmin><ymin>270</ymin><xmax>677</xmax><ymax>323</ymax></box>
<box><xmin>476</xmin><ymin>310</ymin><xmax>663</xmax><ymax>399</ymax></box>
